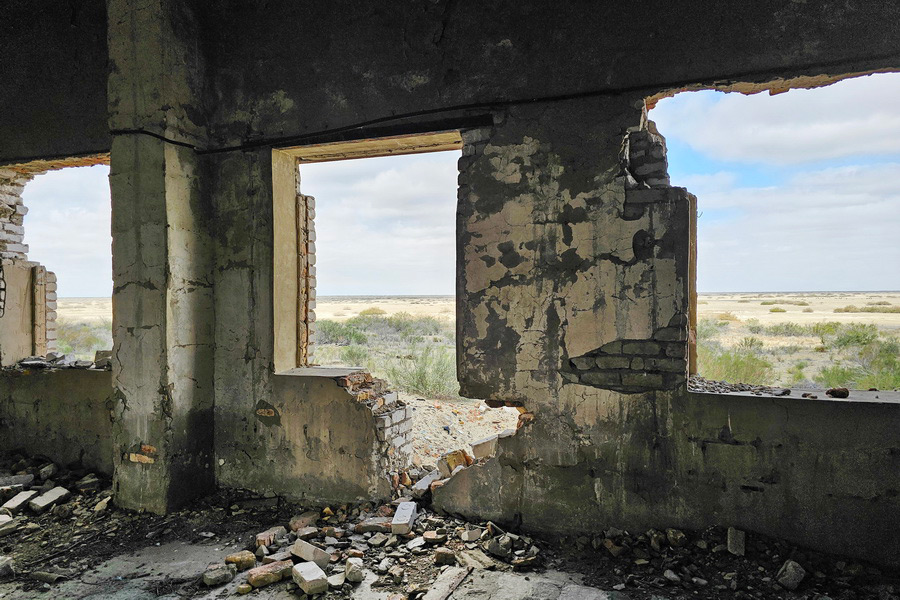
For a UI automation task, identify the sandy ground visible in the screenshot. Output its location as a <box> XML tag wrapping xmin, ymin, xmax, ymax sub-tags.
<box><xmin>58</xmin><ymin>292</ymin><xmax>900</xmax><ymax>329</ymax></box>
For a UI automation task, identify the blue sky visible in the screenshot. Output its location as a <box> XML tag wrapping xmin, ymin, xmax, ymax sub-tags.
<box><xmin>19</xmin><ymin>73</ymin><xmax>900</xmax><ymax>296</ymax></box>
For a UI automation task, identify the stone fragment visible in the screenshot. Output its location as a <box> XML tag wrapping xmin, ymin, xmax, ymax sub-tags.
<box><xmin>1</xmin><ymin>490</ymin><xmax>37</xmax><ymax>514</ymax></box>
<box><xmin>826</xmin><ymin>387</ymin><xmax>850</xmax><ymax>398</ymax></box>
<box><xmin>345</xmin><ymin>557</ymin><xmax>365</xmax><ymax>583</ymax></box>
<box><xmin>726</xmin><ymin>527</ymin><xmax>745</xmax><ymax>556</ymax></box>
<box><xmin>262</xmin><ymin>549</ymin><xmax>292</xmax><ymax>564</ymax></box>
<box><xmin>255</xmin><ymin>525</ymin><xmax>286</xmax><ymax>548</ymax></box>
<box><xmin>27</xmin><ymin>487</ymin><xmax>70</xmax><ymax>514</ymax></box>
<box><xmin>292</xmin><ymin>561</ymin><xmax>328</xmax><ymax>595</ymax></box>
<box><xmin>388</xmin><ymin>564</ymin><xmax>404</xmax><ymax>584</ymax></box>
<box><xmin>368</xmin><ymin>532</ymin><xmax>389</xmax><ymax>547</ymax></box>
<box><xmin>437</xmin><ymin>450</ymin><xmax>469</xmax><ymax>478</ymax></box>
<box><xmin>434</xmin><ymin>547</ymin><xmax>456</xmax><ymax>565</ymax></box>
<box><xmin>776</xmin><ymin>560</ymin><xmax>806</xmax><ymax>590</ymax></box>
<box><xmin>0</xmin><ymin>519</ymin><xmax>17</xmax><ymax>538</ymax></box>
<box><xmin>74</xmin><ymin>473</ymin><xmax>101</xmax><ymax>491</ymax></box>
<box><xmin>423</xmin><ymin>530</ymin><xmax>447</xmax><ymax>544</ymax></box>
<box><xmin>295</xmin><ymin>525</ymin><xmax>318</xmax><ymax>540</ymax></box>
<box><xmin>0</xmin><ymin>556</ymin><xmax>13</xmax><ymax>577</ymax></box>
<box><xmin>290</xmin><ymin>538</ymin><xmax>331</xmax><ymax>569</ymax></box>
<box><xmin>236</xmin><ymin>583</ymin><xmax>252</xmax><ymax>595</ymax></box>
<box><xmin>391</xmin><ymin>501</ymin><xmax>417</xmax><ymax>535</ymax></box>
<box><xmin>328</xmin><ymin>572</ymin><xmax>345</xmax><ymax>587</ymax></box>
<box><xmin>202</xmin><ymin>563</ymin><xmax>237</xmax><ymax>586</ymax></box>
<box><xmin>411</xmin><ymin>470</ymin><xmax>441</xmax><ymax>498</ymax></box>
<box><xmin>38</xmin><ymin>463</ymin><xmax>57</xmax><ymax>480</ymax></box>
<box><xmin>94</xmin><ymin>497</ymin><xmax>111</xmax><ymax>512</ymax></box>
<box><xmin>459</xmin><ymin>528</ymin><xmax>482</xmax><ymax>542</ymax></box>
<box><xmin>0</xmin><ymin>474</ymin><xmax>33</xmax><ymax>488</ymax></box>
<box><xmin>458</xmin><ymin>549</ymin><xmax>496</xmax><ymax>570</ymax></box>
<box><xmin>602</xmin><ymin>538</ymin><xmax>625</xmax><ymax>558</ymax></box>
<box><xmin>666</xmin><ymin>528</ymin><xmax>686</xmax><ymax>547</ymax></box>
<box><xmin>486</xmin><ymin>535</ymin><xmax>513</xmax><ymax>559</ymax></box>
<box><xmin>471</xmin><ymin>434</ymin><xmax>499</xmax><ymax>460</ymax></box>
<box><xmin>663</xmin><ymin>569</ymin><xmax>681</xmax><ymax>582</ymax></box>
<box><xmin>247</xmin><ymin>560</ymin><xmax>292</xmax><ymax>588</ymax></box>
<box><xmin>356</xmin><ymin>517</ymin><xmax>392</xmax><ymax>533</ymax></box>
<box><xmin>406</xmin><ymin>536</ymin><xmax>426</xmax><ymax>551</ymax></box>
<box><xmin>289</xmin><ymin>511</ymin><xmax>319</xmax><ymax>531</ymax></box>
<box><xmin>225</xmin><ymin>550</ymin><xmax>256</xmax><ymax>571</ymax></box>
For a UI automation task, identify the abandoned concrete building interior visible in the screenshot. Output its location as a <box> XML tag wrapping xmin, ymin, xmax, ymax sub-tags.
<box><xmin>0</xmin><ymin>1</ymin><xmax>898</xmax><ymax>598</ymax></box>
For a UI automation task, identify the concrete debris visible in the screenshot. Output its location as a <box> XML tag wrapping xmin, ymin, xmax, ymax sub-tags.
<box><xmin>726</xmin><ymin>526</ymin><xmax>745</xmax><ymax>556</ymax></box>
<box><xmin>246</xmin><ymin>559</ymin><xmax>292</xmax><ymax>588</ymax></box>
<box><xmin>224</xmin><ymin>549</ymin><xmax>256</xmax><ymax>571</ymax></box>
<box><xmin>201</xmin><ymin>562</ymin><xmax>236</xmax><ymax>586</ymax></box>
<box><xmin>10</xmin><ymin>351</ymin><xmax>112</xmax><ymax>372</ymax></box>
<box><xmin>344</xmin><ymin>556</ymin><xmax>365</xmax><ymax>582</ymax></box>
<box><xmin>289</xmin><ymin>538</ymin><xmax>331</xmax><ymax>569</ymax></box>
<box><xmin>689</xmin><ymin>375</ymin><xmax>795</xmax><ymax>397</ymax></box>
<box><xmin>292</xmin><ymin>561</ymin><xmax>328</xmax><ymax>594</ymax></box>
<box><xmin>776</xmin><ymin>559</ymin><xmax>807</xmax><ymax>590</ymax></box>
<box><xmin>1</xmin><ymin>489</ymin><xmax>37</xmax><ymax>514</ymax></box>
<box><xmin>27</xmin><ymin>486</ymin><xmax>70</xmax><ymax>514</ymax></box>
<box><xmin>391</xmin><ymin>500</ymin><xmax>417</xmax><ymax>534</ymax></box>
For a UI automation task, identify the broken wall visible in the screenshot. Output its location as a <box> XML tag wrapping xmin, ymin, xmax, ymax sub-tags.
<box><xmin>0</xmin><ymin>369</ymin><xmax>114</xmax><ymax>475</ymax></box>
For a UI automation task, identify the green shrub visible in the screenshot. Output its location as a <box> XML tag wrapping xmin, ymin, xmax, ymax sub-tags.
<box><xmin>746</xmin><ymin>319</ymin><xmax>764</xmax><ymax>334</ymax></box>
<box><xmin>834</xmin><ymin>305</ymin><xmax>900</xmax><ymax>314</ymax></box>
<box><xmin>56</xmin><ymin>319</ymin><xmax>112</xmax><ymax>361</ymax></box>
<box><xmin>737</xmin><ymin>336</ymin><xmax>764</xmax><ymax>353</ymax></box>
<box><xmin>696</xmin><ymin>319</ymin><xmax>726</xmax><ymax>342</ymax></box>
<box><xmin>339</xmin><ymin>344</ymin><xmax>370</xmax><ymax>367</ymax></box>
<box><xmin>315</xmin><ymin>320</ymin><xmax>368</xmax><ymax>345</ymax></box>
<box><xmin>358</xmin><ymin>307</ymin><xmax>386</xmax><ymax>316</ymax></box>
<box><xmin>697</xmin><ymin>343</ymin><xmax>773</xmax><ymax>384</ymax></box>
<box><xmin>769</xmin><ymin>307</ymin><xmax>787</xmax><ymax>313</ymax></box>
<box><xmin>760</xmin><ymin>301</ymin><xmax>778</xmax><ymax>305</ymax></box>
<box><xmin>833</xmin><ymin>323</ymin><xmax>878</xmax><ymax>348</ymax></box>
<box><xmin>802</xmin><ymin>307</ymin><xmax>813</xmax><ymax>313</ymax></box>
<box><xmin>765</xmin><ymin>322</ymin><xmax>807</xmax><ymax>337</ymax></box>
<box><xmin>385</xmin><ymin>345</ymin><xmax>458</xmax><ymax>398</ymax></box>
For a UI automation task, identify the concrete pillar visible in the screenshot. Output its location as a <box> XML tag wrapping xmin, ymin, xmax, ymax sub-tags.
<box><xmin>108</xmin><ymin>0</ymin><xmax>214</xmax><ymax>513</ymax></box>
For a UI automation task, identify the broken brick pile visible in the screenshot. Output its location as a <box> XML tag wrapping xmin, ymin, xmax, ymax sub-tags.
<box><xmin>5</xmin><ymin>350</ymin><xmax>112</xmax><ymax>372</ymax></box>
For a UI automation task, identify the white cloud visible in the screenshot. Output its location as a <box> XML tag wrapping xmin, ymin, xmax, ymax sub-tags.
<box><xmin>20</xmin><ymin>165</ymin><xmax>112</xmax><ymax>298</ymax></box>
<box><xmin>301</xmin><ymin>152</ymin><xmax>460</xmax><ymax>295</ymax></box>
<box><xmin>693</xmin><ymin>163</ymin><xmax>900</xmax><ymax>291</ymax></box>
<box><xmin>653</xmin><ymin>73</ymin><xmax>900</xmax><ymax>165</ymax></box>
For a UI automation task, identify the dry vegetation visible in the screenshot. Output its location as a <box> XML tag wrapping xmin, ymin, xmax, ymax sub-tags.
<box><xmin>56</xmin><ymin>292</ymin><xmax>900</xmax><ymax>392</ymax></box>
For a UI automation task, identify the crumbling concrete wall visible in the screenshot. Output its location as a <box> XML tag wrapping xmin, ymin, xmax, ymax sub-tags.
<box><xmin>0</xmin><ymin>369</ymin><xmax>114</xmax><ymax>475</ymax></box>
<box><xmin>217</xmin><ymin>368</ymin><xmax>410</xmax><ymax>503</ymax></box>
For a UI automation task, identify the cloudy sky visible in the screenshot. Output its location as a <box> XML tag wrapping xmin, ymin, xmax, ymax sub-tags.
<box><xmin>20</xmin><ymin>73</ymin><xmax>899</xmax><ymax>297</ymax></box>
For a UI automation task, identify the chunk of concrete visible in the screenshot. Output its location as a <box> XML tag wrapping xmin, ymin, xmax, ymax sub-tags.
<box><xmin>224</xmin><ymin>550</ymin><xmax>256</xmax><ymax>571</ymax></box>
<box><xmin>27</xmin><ymin>487</ymin><xmax>70</xmax><ymax>514</ymax></box>
<box><xmin>246</xmin><ymin>560</ymin><xmax>292</xmax><ymax>588</ymax></box>
<box><xmin>292</xmin><ymin>561</ymin><xmax>328</xmax><ymax>595</ymax></box>
<box><xmin>727</xmin><ymin>527</ymin><xmax>745</xmax><ymax>556</ymax></box>
<box><xmin>391</xmin><ymin>501</ymin><xmax>417</xmax><ymax>535</ymax></box>
<box><xmin>290</xmin><ymin>538</ymin><xmax>331</xmax><ymax>569</ymax></box>
<box><xmin>289</xmin><ymin>510</ymin><xmax>319</xmax><ymax>531</ymax></box>
<box><xmin>412</xmin><ymin>470</ymin><xmax>441</xmax><ymax>498</ymax></box>
<box><xmin>1</xmin><ymin>490</ymin><xmax>37</xmax><ymax>514</ymax></box>
<box><xmin>202</xmin><ymin>563</ymin><xmax>236</xmax><ymax>586</ymax></box>
<box><xmin>344</xmin><ymin>557</ymin><xmax>365</xmax><ymax>583</ymax></box>
<box><xmin>471</xmin><ymin>434</ymin><xmax>499</xmax><ymax>460</ymax></box>
<box><xmin>776</xmin><ymin>560</ymin><xmax>806</xmax><ymax>590</ymax></box>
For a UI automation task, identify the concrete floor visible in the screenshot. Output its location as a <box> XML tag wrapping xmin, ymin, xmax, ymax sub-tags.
<box><xmin>0</xmin><ymin>538</ymin><xmax>627</xmax><ymax>600</ymax></box>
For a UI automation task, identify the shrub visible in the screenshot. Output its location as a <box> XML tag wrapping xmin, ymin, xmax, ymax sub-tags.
<box><xmin>867</xmin><ymin>301</ymin><xmax>892</xmax><ymax>306</ymax></box>
<box><xmin>55</xmin><ymin>319</ymin><xmax>113</xmax><ymax>361</ymax></box>
<box><xmin>358</xmin><ymin>306</ymin><xmax>386</xmax><ymax>316</ymax></box>
<box><xmin>696</xmin><ymin>318</ymin><xmax>726</xmax><ymax>342</ymax></box>
<box><xmin>802</xmin><ymin>307</ymin><xmax>813</xmax><ymax>313</ymax></box>
<box><xmin>715</xmin><ymin>312</ymin><xmax>740</xmax><ymax>322</ymax></box>
<box><xmin>339</xmin><ymin>344</ymin><xmax>370</xmax><ymax>367</ymax></box>
<box><xmin>697</xmin><ymin>343</ymin><xmax>773</xmax><ymax>384</ymax></box>
<box><xmin>834</xmin><ymin>305</ymin><xmax>900</xmax><ymax>314</ymax></box>
<box><xmin>385</xmin><ymin>345</ymin><xmax>459</xmax><ymax>398</ymax></box>
<box><xmin>833</xmin><ymin>323</ymin><xmax>878</xmax><ymax>348</ymax></box>
<box><xmin>760</xmin><ymin>301</ymin><xmax>778</xmax><ymax>305</ymax></box>
<box><xmin>765</xmin><ymin>322</ymin><xmax>807</xmax><ymax>337</ymax></box>
<box><xmin>737</xmin><ymin>336</ymin><xmax>764</xmax><ymax>353</ymax></box>
<box><xmin>315</xmin><ymin>320</ymin><xmax>367</xmax><ymax>345</ymax></box>
<box><xmin>746</xmin><ymin>319</ymin><xmax>764</xmax><ymax>334</ymax></box>
<box><xmin>769</xmin><ymin>307</ymin><xmax>787</xmax><ymax>313</ymax></box>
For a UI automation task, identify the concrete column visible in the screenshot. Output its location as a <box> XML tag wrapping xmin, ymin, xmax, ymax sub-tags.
<box><xmin>107</xmin><ymin>0</ymin><xmax>214</xmax><ymax>513</ymax></box>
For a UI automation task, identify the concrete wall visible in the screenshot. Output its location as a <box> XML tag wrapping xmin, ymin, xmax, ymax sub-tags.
<box><xmin>0</xmin><ymin>263</ymin><xmax>34</xmax><ymax>366</ymax></box>
<box><xmin>217</xmin><ymin>369</ymin><xmax>410</xmax><ymax>504</ymax></box>
<box><xmin>0</xmin><ymin>369</ymin><xmax>114</xmax><ymax>475</ymax></box>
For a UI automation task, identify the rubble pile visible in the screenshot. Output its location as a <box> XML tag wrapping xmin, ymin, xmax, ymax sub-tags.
<box><xmin>7</xmin><ymin>350</ymin><xmax>112</xmax><ymax>371</ymax></box>
<box><xmin>197</xmin><ymin>497</ymin><xmax>547</xmax><ymax>599</ymax></box>
<box><xmin>689</xmin><ymin>376</ymin><xmax>792</xmax><ymax>397</ymax></box>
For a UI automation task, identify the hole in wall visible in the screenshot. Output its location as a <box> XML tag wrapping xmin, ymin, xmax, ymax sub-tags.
<box><xmin>649</xmin><ymin>72</ymin><xmax>900</xmax><ymax>394</ymax></box>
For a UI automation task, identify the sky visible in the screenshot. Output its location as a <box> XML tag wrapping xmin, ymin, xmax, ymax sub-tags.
<box><xmin>19</xmin><ymin>72</ymin><xmax>900</xmax><ymax>297</ymax></box>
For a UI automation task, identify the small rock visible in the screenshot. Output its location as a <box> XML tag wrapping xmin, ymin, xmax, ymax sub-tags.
<box><xmin>776</xmin><ymin>560</ymin><xmax>806</xmax><ymax>590</ymax></box>
<box><xmin>434</xmin><ymin>547</ymin><xmax>456</xmax><ymax>565</ymax></box>
<box><xmin>328</xmin><ymin>572</ymin><xmax>346</xmax><ymax>588</ymax></box>
<box><xmin>247</xmin><ymin>560</ymin><xmax>292</xmax><ymax>588</ymax></box>
<box><xmin>345</xmin><ymin>557</ymin><xmax>365</xmax><ymax>583</ymax></box>
<box><xmin>292</xmin><ymin>561</ymin><xmax>328</xmax><ymax>595</ymax></box>
<box><xmin>726</xmin><ymin>527</ymin><xmax>745</xmax><ymax>556</ymax></box>
<box><xmin>225</xmin><ymin>550</ymin><xmax>256</xmax><ymax>571</ymax></box>
<box><xmin>388</xmin><ymin>564</ymin><xmax>404</xmax><ymax>584</ymax></box>
<box><xmin>1</xmin><ymin>490</ymin><xmax>37</xmax><ymax>514</ymax></box>
<box><xmin>356</xmin><ymin>517</ymin><xmax>393</xmax><ymax>533</ymax></box>
<box><xmin>74</xmin><ymin>473</ymin><xmax>101</xmax><ymax>491</ymax></box>
<box><xmin>27</xmin><ymin>487</ymin><xmax>70</xmax><ymax>514</ymax></box>
<box><xmin>423</xmin><ymin>530</ymin><xmax>447</xmax><ymax>544</ymax></box>
<box><xmin>603</xmin><ymin>538</ymin><xmax>626</xmax><ymax>558</ymax></box>
<box><xmin>692</xmin><ymin>577</ymin><xmax>708</xmax><ymax>586</ymax></box>
<box><xmin>666</xmin><ymin>528</ymin><xmax>687</xmax><ymax>547</ymax></box>
<box><xmin>0</xmin><ymin>556</ymin><xmax>14</xmax><ymax>577</ymax></box>
<box><xmin>411</xmin><ymin>470</ymin><xmax>441</xmax><ymax>498</ymax></box>
<box><xmin>236</xmin><ymin>583</ymin><xmax>252</xmax><ymax>595</ymax></box>
<box><xmin>38</xmin><ymin>463</ymin><xmax>58</xmax><ymax>481</ymax></box>
<box><xmin>663</xmin><ymin>569</ymin><xmax>681</xmax><ymax>583</ymax></box>
<box><xmin>486</xmin><ymin>535</ymin><xmax>513</xmax><ymax>559</ymax></box>
<box><xmin>93</xmin><ymin>496</ymin><xmax>111</xmax><ymax>512</ymax></box>
<box><xmin>202</xmin><ymin>563</ymin><xmax>237</xmax><ymax>587</ymax></box>
<box><xmin>459</xmin><ymin>528</ymin><xmax>482</xmax><ymax>542</ymax></box>
<box><xmin>290</xmin><ymin>539</ymin><xmax>331</xmax><ymax>569</ymax></box>
<box><xmin>369</xmin><ymin>532</ymin><xmax>389</xmax><ymax>547</ymax></box>
<box><xmin>826</xmin><ymin>387</ymin><xmax>850</xmax><ymax>399</ymax></box>
<box><xmin>406</xmin><ymin>536</ymin><xmax>426</xmax><ymax>551</ymax></box>
<box><xmin>289</xmin><ymin>511</ymin><xmax>319</xmax><ymax>531</ymax></box>
<box><xmin>391</xmin><ymin>501</ymin><xmax>417</xmax><ymax>535</ymax></box>
<box><xmin>256</xmin><ymin>526</ymin><xmax>287</xmax><ymax>548</ymax></box>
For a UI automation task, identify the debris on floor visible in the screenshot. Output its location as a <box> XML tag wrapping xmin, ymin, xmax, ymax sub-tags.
<box><xmin>1</xmin><ymin>448</ymin><xmax>898</xmax><ymax>599</ymax></box>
